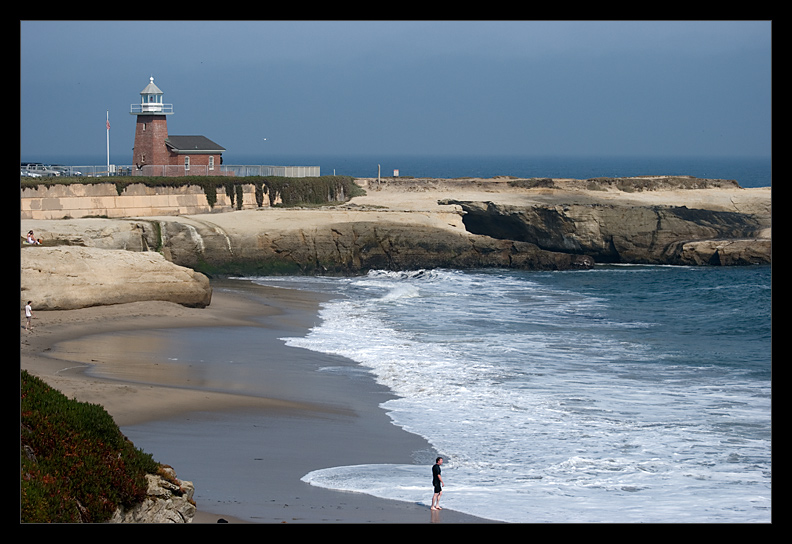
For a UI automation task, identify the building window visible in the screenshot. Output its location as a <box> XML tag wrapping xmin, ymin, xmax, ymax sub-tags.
<box><xmin>209</xmin><ymin>156</ymin><xmax>215</xmax><ymax>170</ymax></box>
<box><xmin>184</xmin><ymin>156</ymin><xmax>190</xmax><ymax>171</ymax></box>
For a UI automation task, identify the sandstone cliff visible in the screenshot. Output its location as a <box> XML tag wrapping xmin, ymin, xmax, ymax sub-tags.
<box><xmin>20</xmin><ymin>176</ymin><xmax>770</xmax><ymax>311</ymax></box>
<box><xmin>153</xmin><ymin>210</ymin><xmax>594</xmax><ymax>275</ymax></box>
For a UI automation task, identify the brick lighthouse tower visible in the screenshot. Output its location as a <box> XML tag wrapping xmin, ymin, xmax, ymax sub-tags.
<box><xmin>130</xmin><ymin>76</ymin><xmax>173</xmax><ymax>169</ymax></box>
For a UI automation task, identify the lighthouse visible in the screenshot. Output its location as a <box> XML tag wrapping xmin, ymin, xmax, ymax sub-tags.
<box><xmin>131</xmin><ymin>77</ymin><xmax>173</xmax><ymax>168</ymax></box>
<box><xmin>130</xmin><ymin>76</ymin><xmax>225</xmax><ymax>176</ymax></box>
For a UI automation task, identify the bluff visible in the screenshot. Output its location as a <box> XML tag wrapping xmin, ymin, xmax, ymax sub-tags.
<box><xmin>20</xmin><ymin>176</ymin><xmax>770</xmax><ymax>310</ymax></box>
<box><xmin>154</xmin><ymin>210</ymin><xmax>595</xmax><ymax>274</ymax></box>
<box><xmin>140</xmin><ymin>175</ymin><xmax>771</xmax><ymax>271</ymax></box>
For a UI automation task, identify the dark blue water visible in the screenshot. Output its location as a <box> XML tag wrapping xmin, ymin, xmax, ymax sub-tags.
<box><xmin>229</xmin><ymin>154</ymin><xmax>772</xmax><ymax>188</ymax></box>
<box><xmin>28</xmin><ymin>154</ymin><xmax>771</xmax><ymax>188</ymax></box>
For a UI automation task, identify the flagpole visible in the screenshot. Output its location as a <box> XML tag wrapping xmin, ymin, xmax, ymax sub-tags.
<box><xmin>106</xmin><ymin>111</ymin><xmax>110</xmax><ymax>175</ymax></box>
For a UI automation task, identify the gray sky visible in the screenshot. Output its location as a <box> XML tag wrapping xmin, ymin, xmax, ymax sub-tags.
<box><xmin>20</xmin><ymin>20</ymin><xmax>772</xmax><ymax>163</ymax></box>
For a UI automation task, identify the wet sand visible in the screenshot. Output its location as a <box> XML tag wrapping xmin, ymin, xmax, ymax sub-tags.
<box><xmin>20</xmin><ymin>278</ymin><xmax>495</xmax><ymax>524</ymax></box>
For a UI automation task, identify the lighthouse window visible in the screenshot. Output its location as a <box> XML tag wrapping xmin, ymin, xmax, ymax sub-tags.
<box><xmin>184</xmin><ymin>156</ymin><xmax>190</xmax><ymax>171</ymax></box>
<box><xmin>209</xmin><ymin>156</ymin><xmax>215</xmax><ymax>170</ymax></box>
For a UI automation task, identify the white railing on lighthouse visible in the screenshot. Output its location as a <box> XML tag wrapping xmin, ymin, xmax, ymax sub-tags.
<box><xmin>130</xmin><ymin>103</ymin><xmax>174</xmax><ymax>114</ymax></box>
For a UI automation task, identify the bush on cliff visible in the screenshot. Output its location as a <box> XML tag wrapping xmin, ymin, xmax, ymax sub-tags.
<box><xmin>254</xmin><ymin>175</ymin><xmax>366</xmax><ymax>207</ymax></box>
<box><xmin>20</xmin><ymin>370</ymin><xmax>161</xmax><ymax>523</ymax></box>
<box><xmin>20</xmin><ymin>175</ymin><xmax>366</xmax><ymax>209</ymax></box>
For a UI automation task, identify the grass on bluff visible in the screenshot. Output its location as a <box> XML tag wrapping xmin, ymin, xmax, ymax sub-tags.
<box><xmin>20</xmin><ymin>370</ymin><xmax>167</xmax><ymax>523</ymax></box>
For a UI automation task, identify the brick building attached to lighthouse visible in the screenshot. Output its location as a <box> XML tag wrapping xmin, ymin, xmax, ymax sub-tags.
<box><xmin>130</xmin><ymin>77</ymin><xmax>226</xmax><ymax>176</ymax></box>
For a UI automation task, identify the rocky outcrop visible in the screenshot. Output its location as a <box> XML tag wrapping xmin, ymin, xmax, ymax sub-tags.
<box><xmin>110</xmin><ymin>467</ymin><xmax>196</xmax><ymax>523</ymax></box>
<box><xmin>679</xmin><ymin>238</ymin><xmax>772</xmax><ymax>266</ymax></box>
<box><xmin>21</xmin><ymin>245</ymin><xmax>212</xmax><ymax>310</ymax></box>
<box><xmin>446</xmin><ymin>200</ymin><xmax>770</xmax><ymax>266</ymax></box>
<box><xmin>156</xmin><ymin>216</ymin><xmax>594</xmax><ymax>275</ymax></box>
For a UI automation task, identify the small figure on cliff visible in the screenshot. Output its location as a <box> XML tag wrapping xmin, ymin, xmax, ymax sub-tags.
<box><xmin>24</xmin><ymin>301</ymin><xmax>34</xmax><ymax>332</ymax></box>
<box><xmin>25</xmin><ymin>231</ymin><xmax>40</xmax><ymax>245</ymax></box>
<box><xmin>431</xmin><ymin>457</ymin><xmax>444</xmax><ymax>510</ymax></box>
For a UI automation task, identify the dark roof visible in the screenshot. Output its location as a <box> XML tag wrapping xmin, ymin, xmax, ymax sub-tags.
<box><xmin>165</xmin><ymin>135</ymin><xmax>225</xmax><ymax>154</ymax></box>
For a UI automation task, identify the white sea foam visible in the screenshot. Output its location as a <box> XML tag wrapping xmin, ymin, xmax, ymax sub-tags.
<box><xmin>270</xmin><ymin>267</ymin><xmax>771</xmax><ymax>523</ymax></box>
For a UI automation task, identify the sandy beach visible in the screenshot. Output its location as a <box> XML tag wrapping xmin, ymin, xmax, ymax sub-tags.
<box><xmin>20</xmin><ymin>278</ymin><xmax>494</xmax><ymax>523</ymax></box>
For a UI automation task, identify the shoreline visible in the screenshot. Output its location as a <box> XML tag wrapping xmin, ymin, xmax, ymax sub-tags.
<box><xmin>20</xmin><ymin>278</ymin><xmax>496</xmax><ymax>524</ymax></box>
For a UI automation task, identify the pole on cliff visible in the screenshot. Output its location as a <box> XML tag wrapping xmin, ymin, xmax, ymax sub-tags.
<box><xmin>106</xmin><ymin>111</ymin><xmax>110</xmax><ymax>176</ymax></box>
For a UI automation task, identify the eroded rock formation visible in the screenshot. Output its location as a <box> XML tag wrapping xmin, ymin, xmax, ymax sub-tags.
<box><xmin>156</xmin><ymin>216</ymin><xmax>594</xmax><ymax>275</ymax></box>
<box><xmin>110</xmin><ymin>467</ymin><xmax>196</xmax><ymax>523</ymax></box>
<box><xmin>21</xmin><ymin>245</ymin><xmax>212</xmax><ymax>310</ymax></box>
<box><xmin>445</xmin><ymin>200</ymin><xmax>770</xmax><ymax>266</ymax></box>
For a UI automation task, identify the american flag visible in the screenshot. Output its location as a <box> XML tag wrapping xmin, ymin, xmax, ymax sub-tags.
<box><xmin>106</xmin><ymin>119</ymin><xmax>111</xmax><ymax>130</ymax></box>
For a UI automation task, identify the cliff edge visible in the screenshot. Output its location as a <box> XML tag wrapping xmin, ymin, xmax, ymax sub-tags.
<box><xmin>20</xmin><ymin>176</ymin><xmax>770</xmax><ymax>310</ymax></box>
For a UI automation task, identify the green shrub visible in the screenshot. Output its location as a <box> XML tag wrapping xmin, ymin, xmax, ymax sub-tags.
<box><xmin>20</xmin><ymin>371</ymin><xmax>161</xmax><ymax>523</ymax></box>
<box><xmin>253</xmin><ymin>175</ymin><xmax>366</xmax><ymax>207</ymax></box>
<box><xmin>20</xmin><ymin>175</ymin><xmax>366</xmax><ymax>209</ymax></box>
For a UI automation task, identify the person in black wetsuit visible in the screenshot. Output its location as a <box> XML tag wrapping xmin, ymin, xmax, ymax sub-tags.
<box><xmin>431</xmin><ymin>457</ymin><xmax>444</xmax><ymax>510</ymax></box>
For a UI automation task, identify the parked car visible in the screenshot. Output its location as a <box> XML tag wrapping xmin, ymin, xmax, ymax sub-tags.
<box><xmin>52</xmin><ymin>166</ymin><xmax>82</xmax><ymax>177</ymax></box>
<box><xmin>21</xmin><ymin>163</ymin><xmax>60</xmax><ymax>176</ymax></box>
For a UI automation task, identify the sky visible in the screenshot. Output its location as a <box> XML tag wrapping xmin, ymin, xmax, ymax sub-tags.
<box><xmin>20</xmin><ymin>20</ymin><xmax>772</xmax><ymax>164</ymax></box>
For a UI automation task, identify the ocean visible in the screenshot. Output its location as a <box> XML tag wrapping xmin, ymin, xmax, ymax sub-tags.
<box><xmin>250</xmin><ymin>264</ymin><xmax>771</xmax><ymax>523</ymax></box>
<box><xmin>31</xmin><ymin>154</ymin><xmax>772</xmax><ymax>188</ymax></box>
<box><xmin>248</xmin><ymin>154</ymin><xmax>772</xmax><ymax>189</ymax></box>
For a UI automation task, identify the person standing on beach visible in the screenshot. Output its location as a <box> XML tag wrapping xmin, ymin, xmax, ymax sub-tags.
<box><xmin>24</xmin><ymin>301</ymin><xmax>34</xmax><ymax>332</ymax></box>
<box><xmin>431</xmin><ymin>457</ymin><xmax>444</xmax><ymax>510</ymax></box>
